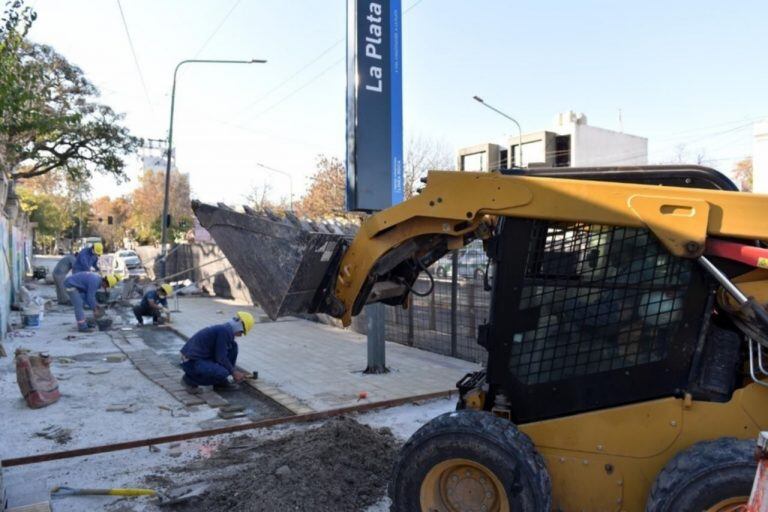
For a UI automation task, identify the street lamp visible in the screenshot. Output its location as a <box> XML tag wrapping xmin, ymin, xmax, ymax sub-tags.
<box><xmin>160</xmin><ymin>58</ymin><xmax>267</xmax><ymax>278</ymax></box>
<box><xmin>472</xmin><ymin>95</ymin><xmax>524</xmax><ymax>168</ymax></box>
<box><xmin>255</xmin><ymin>162</ymin><xmax>294</xmax><ymax>210</ymax></box>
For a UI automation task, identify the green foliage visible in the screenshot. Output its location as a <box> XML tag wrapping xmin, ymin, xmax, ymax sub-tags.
<box><xmin>0</xmin><ymin>0</ymin><xmax>139</xmax><ymax>182</ymax></box>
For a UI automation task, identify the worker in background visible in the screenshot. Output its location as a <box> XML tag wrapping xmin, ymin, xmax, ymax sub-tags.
<box><xmin>179</xmin><ymin>311</ymin><xmax>255</xmax><ymax>393</ymax></box>
<box><xmin>133</xmin><ymin>284</ymin><xmax>172</xmax><ymax>325</ymax></box>
<box><xmin>52</xmin><ymin>254</ymin><xmax>77</xmax><ymax>305</ymax></box>
<box><xmin>73</xmin><ymin>242</ymin><xmax>103</xmax><ymax>273</ymax></box>
<box><xmin>64</xmin><ymin>272</ymin><xmax>118</xmax><ymax>332</ymax></box>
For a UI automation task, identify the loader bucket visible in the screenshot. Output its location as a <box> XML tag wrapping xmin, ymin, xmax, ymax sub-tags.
<box><xmin>191</xmin><ymin>201</ymin><xmax>350</xmax><ymax>320</ymax></box>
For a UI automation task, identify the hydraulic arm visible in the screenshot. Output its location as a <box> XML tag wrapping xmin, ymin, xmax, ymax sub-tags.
<box><xmin>332</xmin><ymin>170</ymin><xmax>768</xmax><ymax>326</ymax></box>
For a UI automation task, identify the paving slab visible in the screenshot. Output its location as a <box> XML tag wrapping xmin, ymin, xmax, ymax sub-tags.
<box><xmin>169</xmin><ymin>296</ymin><xmax>481</xmax><ymax>411</ymax></box>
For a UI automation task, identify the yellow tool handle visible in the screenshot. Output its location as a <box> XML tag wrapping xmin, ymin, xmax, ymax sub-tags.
<box><xmin>107</xmin><ymin>488</ymin><xmax>157</xmax><ymax>496</ymax></box>
<box><xmin>51</xmin><ymin>486</ymin><xmax>157</xmax><ymax>496</ymax></box>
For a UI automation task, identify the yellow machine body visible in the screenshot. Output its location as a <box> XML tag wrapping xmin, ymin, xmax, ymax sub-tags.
<box><xmin>517</xmin><ymin>383</ymin><xmax>768</xmax><ymax>511</ymax></box>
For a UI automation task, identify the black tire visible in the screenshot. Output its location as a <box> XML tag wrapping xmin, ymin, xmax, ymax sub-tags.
<box><xmin>646</xmin><ymin>437</ymin><xmax>756</xmax><ymax>512</ymax></box>
<box><xmin>436</xmin><ymin>267</ymin><xmax>446</xmax><ymax>278</ymax></box>
<box><xmin>389</xmin><ymin>410</ymin><xmax>551</xmax><ymax>512</ymax></box>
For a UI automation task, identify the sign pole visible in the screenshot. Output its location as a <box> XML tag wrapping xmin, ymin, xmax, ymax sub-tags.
<box><xmin>347</xmin><ymin>0</ymin><xmax>403</xmax><ymax>373</ymax></box>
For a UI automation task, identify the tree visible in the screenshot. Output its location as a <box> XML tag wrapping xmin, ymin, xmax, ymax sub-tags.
<box><xmin>127</xmin><ymin>169</ymin><xmax>193</xmax><ymax>244</ymax></box>
<box><xmin>404</xmin><ymin>134</ymin><xmax>454</xmax><ymax>199</ymax></box>
<box><xmin>733</xmin><ymin>157</ymin><xmax>753</xmax><ymax>192</ymax></box>
<box><xmin>671</xmin><ymin>144</ymin><xmax>710</xmax><ymax>166</ymax></box>
<box><xmin>90</xmin><ymin>195</ymin><xmax>132</xmax><ymax>250</ymax></box>
<box><xmin>0</xmin><ymin>1</ymin><xmax>139</xmax><ymax>182</ymax></box>
<box><xmin>296</xmin><ymin>155</ymin><xmax>345</xmax><ymax>217</ymax></box>
<box><xmin>245</xmin><ymin>181</ymin><xmax>289</xmax><ymax>211</ymax></box>
<box><xmin>17</xmin><ymin>186</ymin><xmax>69</xmax><ymax>253</ymax></box>
<box><xmin>16</xmin><ymin>168</ymin><xmax>91</xmax><ymax>252</ymax></box>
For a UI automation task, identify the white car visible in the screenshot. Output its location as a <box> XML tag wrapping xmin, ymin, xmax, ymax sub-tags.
<box><xmin>112</xmin><ymin>250</ymin><xmax>146</xmax><ymax>277</ymax></box>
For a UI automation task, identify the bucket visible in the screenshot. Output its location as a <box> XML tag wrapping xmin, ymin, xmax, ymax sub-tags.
<box><xmin>96</xmin><ymin>318</ymin><xmax>113</xmax><ymax>331</ymax></box>
<box><xmin>22</xmin><ymin>313</ymin><xmax>40</xmax><ymax>328</ymax></box>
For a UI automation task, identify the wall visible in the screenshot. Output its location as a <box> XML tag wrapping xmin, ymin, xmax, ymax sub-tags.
<box><xmin>753</xmin><ymin>119</ymin><xmax>768</xmax><ymax>193</ymax></box>
<box><xmin>136</xmin><ymin>243</ymin><xmax>254</xmax><ymax>304</ymax></box>
<box><xmin>571</xmin><ymin>124</ymin><xmax>648</xmax><ymax>166</ymax></box>
<box><xmin>0</xmin><ymin>215</ymin><xmax>9</xmax><ymax>339</ymax></box>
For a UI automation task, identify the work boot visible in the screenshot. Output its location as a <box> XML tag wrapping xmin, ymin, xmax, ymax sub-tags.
<box><xmin>213</xmin><ymin>380</ymin><xmax>239</xmax><ymax>392</ymax></box>
<box><xmin>181</xmin><ymin>375</ymin><xmax>201</xmax><ymax>395</ymax></box>
<box><xmin>133</xmin><ymin>307</ymin><xmax>144</xmax><ymax>326</ymax></box>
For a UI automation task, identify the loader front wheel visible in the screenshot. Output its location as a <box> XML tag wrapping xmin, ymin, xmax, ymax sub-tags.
<box><xmin>389</xmin><ymin>410</ymin><xmax>550</xmax><ymax>512</ymax></box>
<box><xmin>646</xmin><ymin>437</ymin><xmax>754</xmax><ymax>512</ymax></box>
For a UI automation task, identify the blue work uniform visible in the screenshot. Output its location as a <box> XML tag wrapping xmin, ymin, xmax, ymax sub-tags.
<box><xmin>53</xmin><ymin>254</ymin><xmax>77</xmax><ymax>304</ymax></box>
<box><xmin>63</xmin><ymin>272</ymin><xmax>102</xmax><ymax>327</ymax></box>
<box><xmin>73</xmin><ymin>247</ymin><xmax>99</xmax><ymax>273</ymax></box>
<box><xmin>133</xmin><ymin>289</ymin><xmax>168</xmax><ymax>324</ymax></box>
<box><xmin>180</xmin><ymin>323</ymin><xmax>239</xmax><ymax>386</ymax></box>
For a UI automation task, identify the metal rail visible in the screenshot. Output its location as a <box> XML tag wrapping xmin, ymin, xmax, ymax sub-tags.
<box><xmin>0</xmin><ymin>390</ymin><xmax>454</xmax><ymax>468</ymax></box>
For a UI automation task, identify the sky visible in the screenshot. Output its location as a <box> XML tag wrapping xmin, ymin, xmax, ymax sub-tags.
<box><xmin>25</xmin><ymin>0</ymin><xmax>768</xmax><ymax>204</ymax></box>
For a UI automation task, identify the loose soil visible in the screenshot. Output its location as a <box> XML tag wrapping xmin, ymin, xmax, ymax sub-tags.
<box><xmin>165</xmin><ymin>416</ymin><xmax>400</xmax><ymax>512</ymax></box>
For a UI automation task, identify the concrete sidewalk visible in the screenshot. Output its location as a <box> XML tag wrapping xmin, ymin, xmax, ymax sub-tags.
<box><xmin>168</xmin><ymin>296</ymin><xmax>480</xmax><ymax>413</ymax></box>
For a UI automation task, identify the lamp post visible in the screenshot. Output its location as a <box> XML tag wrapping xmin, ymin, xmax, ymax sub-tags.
<box><xmin>160</xmin><ymin>58</ymin><xmax>267</xmax><ymax>278</ymax></box>
<box><xmin>255</xmin><ymin>162</ymin><xmax>294</xmax><ymax>210</ymax></box>
<box><xmin>472</xmin><ymin>95</ymin><xmax>524</xmax><ymax>168</ymax></box>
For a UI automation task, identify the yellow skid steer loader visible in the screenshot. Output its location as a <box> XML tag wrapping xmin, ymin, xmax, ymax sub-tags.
<box><xmin>194</xmin><ymin>165</ymin><xmax>768</xmax><ymax>511</ymax></box>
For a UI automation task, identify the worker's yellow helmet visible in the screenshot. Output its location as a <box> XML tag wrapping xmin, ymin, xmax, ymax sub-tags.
<box><xmin>93</xmin><ymin>242</ymin><xmax>104</xmax><ymax>256</ymax></box>
<box><xmin>160</xmin><ymin>283</ymin><xmax>173</xmax><ymax>296</ymax></box>
<box><xmin>236</xmin><ymin>311</ymin><xmax>255</xmax><ymax>335</ymax></box>
<box><xmin>104</xmin><ymin>274</ymin><xmax>118</xmax><ymax>288</ymax></box>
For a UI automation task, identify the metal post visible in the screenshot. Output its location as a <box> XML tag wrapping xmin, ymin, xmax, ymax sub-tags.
<box><xmin>160</xmin><ymin>58</ymin><xmax>267</xmax><ymax>278</ymax></box>
<box><xmin>365</xmin><ymin>303</ymin><xmax>387</xmax><ymax>373</ymax></box>
<box><xmin>450</xmin><ymin>250</ymin><xmax>459</xmax><ymax>357</ymax></box>
<box><xmin>255</xmin><ymin>162</ymin><xmax>294</xmax><ymax>210</ymax></box>
<box><xmin>473</xmin><ymin>95</ymin><xmax>524</xmax><ymax>167</ymax></box>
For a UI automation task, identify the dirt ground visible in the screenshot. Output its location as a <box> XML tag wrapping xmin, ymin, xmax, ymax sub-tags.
<box><xmin>156</xmin><ymin>417</ymin><xmax>399</xmax><ymax>512</ymax></box>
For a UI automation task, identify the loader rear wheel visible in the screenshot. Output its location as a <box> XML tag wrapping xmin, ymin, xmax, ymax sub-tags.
<box><xmin>646</xmin><ymin>437</ymin><xmax>754</xmax><ymax>512</ymax></box>
<box><xmin>389</xmin><ymin>411</ymin><xmax>550</xmax><ymax>512</ymax></box>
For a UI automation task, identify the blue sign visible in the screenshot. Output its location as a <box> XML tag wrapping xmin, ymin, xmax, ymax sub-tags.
<box><xmin>346</xmin><ymin>0</ymin><xmax>403</xmax><ymax>212</ymax></box>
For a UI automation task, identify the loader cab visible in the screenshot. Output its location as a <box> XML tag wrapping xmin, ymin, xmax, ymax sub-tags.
<box><xmin>481</xmin><ymin>165</ymin><xmax>745</xmax><ymax>423</ymax></box>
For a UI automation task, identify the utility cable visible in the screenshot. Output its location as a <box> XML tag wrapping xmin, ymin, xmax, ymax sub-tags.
<box><xmin>115</xmin><ymin>0</ymin><xmax>153</xmax><ymax>112</ymax></box>
<box><xmin>194</xmin><ymin>0</ymin><xmax>243</xmax><ymax>58</ymax></box>
<box><xmin>239</xmin><ymin>0</ymin><xmax>429</xmax><ymax>122</ymax></box>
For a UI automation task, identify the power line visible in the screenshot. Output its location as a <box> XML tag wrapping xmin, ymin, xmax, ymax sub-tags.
<box><xmin>115</xmin><ymin>0</ymin><xmax>153</xmax><ymax>111</ymax></box>
<box><xmin>239</xmin><ymin>0</ymin><xmax>429</xmax><ymax>121</ymax></box>
<box><xmin>194</xmin><ymin>0</ymin><xmax>243</xmax><ymax>58</ymax></box>
<box><xmin>250</xmin><ymin>57</ymin><xmax>344</xmax><ymax>122</ymax></box>
<box><xmin>239</xmin><ymin>39</ymin><xmax>343</xmax><ymax>114</ymax></box>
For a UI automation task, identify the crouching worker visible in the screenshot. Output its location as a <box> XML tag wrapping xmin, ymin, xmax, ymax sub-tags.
<box><xmin>133</xmin><ymin>284</ymin><xmax>172</xmax><ymax>325</ymax></box>
<box><xmin>180</xmin><ymin>311</ymin><xmax>254</xmax><ymax>393</ymax></box>
<box><xmin>64</xmin><ymin>272</ymin><xmax>118</xmax><ymax>332</ymax></box>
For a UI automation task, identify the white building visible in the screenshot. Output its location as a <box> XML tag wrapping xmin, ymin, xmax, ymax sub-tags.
<box><xmin>458</xmin><ymin>111</ymin><xmax>648</xmax><ymax>171</ymax></box>
<box><xmin>753</xmin><ymin>119</ymin><xmax>768</xmax><ymax>193</ymax></box>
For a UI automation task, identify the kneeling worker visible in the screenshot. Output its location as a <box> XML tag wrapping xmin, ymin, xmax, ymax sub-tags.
<box><xmin>134</xmin><ymin>284</ymin><xmax>172</xmax><ymax>325</ymax></box>
<box><xmin>180</xmin><ymin>311</ymin><xmax>254</xmax><ymax>393</ymax></box>
<box><xmin>64</xmin><ymin>272</ymin><xmax>118</xmax><ymax>332</ymax></box>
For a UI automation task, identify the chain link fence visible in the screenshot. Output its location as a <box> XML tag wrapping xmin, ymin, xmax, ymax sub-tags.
<box><xmin>384</xmin><ymin>241</ymin><xmax>491</xmax><ymax>364</ymax></box>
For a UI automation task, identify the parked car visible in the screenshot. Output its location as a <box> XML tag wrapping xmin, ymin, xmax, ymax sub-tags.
<box><xmin>433</xmin><ymin>242</ymin><xmax>490</xmax><ymax>280</ymax></box>
<box><xmin>111</xmin><ymin>249</ymin><xmax>146</xmax><ymax>277</ymax></box>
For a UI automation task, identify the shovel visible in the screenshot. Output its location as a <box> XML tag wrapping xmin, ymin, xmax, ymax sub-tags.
<box><xmin>50</xmin><ymin>484</ymin><xmax>206</xmax><ymax>506</ymax></box>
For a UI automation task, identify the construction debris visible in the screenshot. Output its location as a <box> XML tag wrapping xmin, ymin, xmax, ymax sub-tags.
<box><xmin>33</xmin><ymin>426</ymin><xmax>72</xmax><ymax>445</ymax></box>
<box><xmin>167</xmin><ymin>417</ymin><xmax>398</xmax><ymax>512</ymax></box>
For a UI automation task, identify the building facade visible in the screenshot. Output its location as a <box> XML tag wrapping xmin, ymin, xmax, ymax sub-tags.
<box><xmin>457</xmin><ymin>111</ymin><xmax>648</xmax><ymax>171</ymax></box>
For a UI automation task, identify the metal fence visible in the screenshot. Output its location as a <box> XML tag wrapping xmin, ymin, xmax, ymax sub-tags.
<box><xmin>384</xmin><ymin>241</ymin><xmax>491</xmax><ymax>364</ymax></box>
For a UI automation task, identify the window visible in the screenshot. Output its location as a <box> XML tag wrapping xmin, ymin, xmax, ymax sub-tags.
<box><xmin>461</xmin><ymin>152</ymin><xmax>485</xmax><ymax>171</ymax></box>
